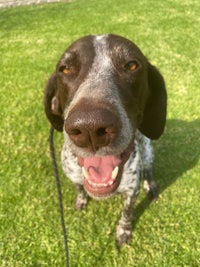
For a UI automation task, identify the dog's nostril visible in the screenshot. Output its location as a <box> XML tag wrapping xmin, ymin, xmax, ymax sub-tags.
<box><xmin>96</xmin><ymin>127</ymin><xmax>107</xmax><ymax>137</ymax></box>
<box><xmin>69</xmin><ymin>129</ymin><xmax>82</xmax><ymax>135</ymax></box>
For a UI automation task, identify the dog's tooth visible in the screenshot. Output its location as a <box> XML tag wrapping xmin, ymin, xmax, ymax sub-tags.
<box><xmin>94</xmin><ymin>182</ymin><xmax>101</xmax><ymax>188</ymax></box>
<box><xmin>92</xmin><ymin>182</ymin><xmax>97</xmax><ymax>187</ymax></box>
<box><xmin>82</xmin><ymin>167</ymin><xmax>90</xmax><ymax>179</ymax></box>
<box><xmin>88</xmin><ymin>179</ymin><xmax>93</xmax><ymax>186</ymax></box>
<box><xmin>95</xmin><ymin>182</ymin><xmax>110</xmax><ymax>188</ymax></box>
<box><xmin>88</xmin><ymin>181</ymin><xmax>99</xmax><ymax>188</ymax></box>
<box><xmin>88</xmin><ymin>181</ymin><xmax>110</xmax><ymax>188</ymax></box>
<box><xmin>111</xmin><ymin>166</ymin><xmax>119</xmax><ymax>180</ymax></box>
<box><xmin>108</xmin><ymin>180</ymin><xmax>114</xmax><ymax>186</ymax></box>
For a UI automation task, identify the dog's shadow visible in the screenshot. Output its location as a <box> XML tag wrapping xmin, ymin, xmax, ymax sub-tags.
<box><xmin>134</xmin><ymin>118</ymin><xmax>200</xmax><ymax>222</ymax></box>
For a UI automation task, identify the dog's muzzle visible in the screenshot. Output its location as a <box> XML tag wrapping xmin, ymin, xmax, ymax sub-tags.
<box><xmin>65</xmin><ymin>103</ymin><xmax>134</xmax><ymax>198</ymax></box>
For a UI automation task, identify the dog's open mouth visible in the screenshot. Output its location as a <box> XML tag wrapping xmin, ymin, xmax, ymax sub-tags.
<box><xmin>78</xmin><ymin>140</ymin><xmax>134</xmax><ymax>198</ymax></box>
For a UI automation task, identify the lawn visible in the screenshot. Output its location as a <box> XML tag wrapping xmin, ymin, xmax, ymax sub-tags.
<box><xmin>0</xmin><ymin>0</ymin><xmax>200</xmax><ymax>266</ymax></box>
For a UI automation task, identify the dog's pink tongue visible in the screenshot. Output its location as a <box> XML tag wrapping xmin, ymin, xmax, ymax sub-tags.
<box><xmin>84</xmin><ymin>156</ymin><xmax>121</xmax><ymax>182</ymax></box>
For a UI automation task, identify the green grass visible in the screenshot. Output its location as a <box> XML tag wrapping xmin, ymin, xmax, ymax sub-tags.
<box><xmin>0</xmin><ymin>0</ymin><xmax>200</xmax><ymax>266</ymax></box>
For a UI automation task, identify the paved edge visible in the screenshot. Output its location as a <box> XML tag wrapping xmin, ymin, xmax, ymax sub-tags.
<box><xmin>0</xmin><ymin>0</ymin><xmax>73</xmax><ymax>9</ymax></box>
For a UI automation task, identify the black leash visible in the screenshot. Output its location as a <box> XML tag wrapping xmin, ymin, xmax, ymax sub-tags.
<box><xmin>49</xmin><ymin>127</ymin><xmax>69</xmax><ymax>267</ymax></box>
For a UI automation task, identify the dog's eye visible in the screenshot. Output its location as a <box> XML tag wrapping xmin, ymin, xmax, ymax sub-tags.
<box><xmin>60</xmin><ymin>65</ymin><xmax>71</xmax><ymax>74</ymax></box>
<box><xmin>127</xmin><ymin>61</ymin><xmax>138</xmax><ymax>71</ymax></box>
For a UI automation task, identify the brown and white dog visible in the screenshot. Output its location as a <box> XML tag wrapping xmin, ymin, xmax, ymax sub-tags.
<box><xmin>44</xmin><ymin>34</ymin><xmax>167</xmax><ymax>246</ymax></box>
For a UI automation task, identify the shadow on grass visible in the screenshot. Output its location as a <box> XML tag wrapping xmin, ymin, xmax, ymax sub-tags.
<box><xmin>133</xmin><ymin>118</ymin><xmax>200</xmax><ymax>224</ymax></box>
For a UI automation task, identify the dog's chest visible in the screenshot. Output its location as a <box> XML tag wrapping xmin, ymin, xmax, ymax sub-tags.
<box><xmin>117</xmin><ymin>141</ymin><xmax>140</xmax><ymax>195</ymax></box>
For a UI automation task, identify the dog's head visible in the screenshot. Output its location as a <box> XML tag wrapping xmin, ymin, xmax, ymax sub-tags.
<box><xmin>44</xmin><ymin>34</ymin><xmax>167</xmax><ymax>198</ymax></box>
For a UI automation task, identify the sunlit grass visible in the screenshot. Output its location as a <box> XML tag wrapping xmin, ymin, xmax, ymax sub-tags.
<box><xmin>0</xmin><ymin>0</ymin><xmax>199</xmax><ymax>266</ymax></box>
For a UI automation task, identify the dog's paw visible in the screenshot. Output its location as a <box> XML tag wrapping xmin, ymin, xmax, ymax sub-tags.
<box><xmin>143</xmin><ymin>180</ymin><xmax>159</xmax><ymax>201</ymax></box>
<box><xmin>75</xmin><ymin>193</ymin><xmax>88</xmax><ymax>210</ymax></box>
<box><xmin>116</xmin><ymin>224</ymin><xmax>132</xmax><ymax>247</ymax></box>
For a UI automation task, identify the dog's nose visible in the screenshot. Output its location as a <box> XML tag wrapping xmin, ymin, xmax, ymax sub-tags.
<box><xmin>65</xmin><ymin>107</ymin><xmax>119</xmax><ymax>152</ymax></box>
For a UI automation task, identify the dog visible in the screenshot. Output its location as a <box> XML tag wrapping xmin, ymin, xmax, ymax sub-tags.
<box><xmin>44</xmin><ymin>34</ymin><xmax>167</xmax><ymax>246</ymax></box>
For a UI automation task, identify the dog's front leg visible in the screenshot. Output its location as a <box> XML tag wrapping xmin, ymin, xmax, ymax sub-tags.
<box><xmin>75</xmin><ymin>184</ymin><xmax>89</xmax><ymax>210</ymax></box>
<box><xmin>116</xmin><ymin>192</ymin><xmax>138</xmax><ymax>247</ymax></box>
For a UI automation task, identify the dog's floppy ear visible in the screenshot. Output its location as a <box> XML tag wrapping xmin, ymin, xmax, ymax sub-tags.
<box><xmin>44</xmin><ymin>73</ymin><xmax>64</xmax><ymax>131</ymax></box>
<box><xmin>139</xmin><ymin>63</ymin><xmax>167</xmax><ymax>139</ymax></box>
